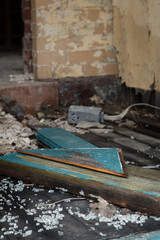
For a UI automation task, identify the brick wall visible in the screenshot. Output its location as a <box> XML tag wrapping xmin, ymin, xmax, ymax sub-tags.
<box><xmin>22</xmin><ymin>0</ymin><xmax>33</xmax><ymax>73</ymax></box>
<box><xmin>31</xmin><ymin>0</ymin><xmax>118</xmax><ymax>79</ymax></box>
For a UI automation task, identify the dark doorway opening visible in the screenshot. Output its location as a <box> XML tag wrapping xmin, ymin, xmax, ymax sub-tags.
<box><xmin>0</xmin><ymin>0</ymin><xmax>23</xmax><ymax>51</ymax></box>
<box><xmin>0</xmin><ymin>0</ymin><xmax>24</xmax><ymax>85</ymax></box>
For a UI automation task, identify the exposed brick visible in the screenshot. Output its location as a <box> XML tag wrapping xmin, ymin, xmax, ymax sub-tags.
<box><xmin>36</xmin><ymin>51</ymin><xmax>67</xmax><ymax>65</ymax></box>
<box><xmin>24</xmin><ymin>22</ymin><xmax>31</xmax><ymax>34</ymax></box>
<box><xmin>54</xmin><ymin>64</ymin><xmax>84</xmax><ymax>78</ymax></box>
<box><xmin>54</xmin><ymin>37</ymin><xmax>83</xmax><ymax>51</ymax></box>
<box><xmin>87</xmin><ymin>9</ymin><xmax>100</xmax><ymax>21</ymax></box>
<box><xmin>32</xmin><ymin>38</ymin><xmax>49</xmax><ymax>51</ymax></box>
<box><xmin>68</xmin><ymin>0</ymin><xmax>102</xmax><ymax>8</ymax></box>
<box><xmin>31</xmin><ymin>0</ymin><xmax>52</xmax><ymax>8</ymax></box>
<box><xmin>51</xmin><ymin>51</ymin><xmax>67</xmax><ymax>64</ymax></box>
<box><xmin>31</xmin><ymin>0</ymin><xmax>115</xmax><ymax>79</ymax></box>
<box><xmin>22</xmin><ymin>0</ymin><xmax>31</xmax><ymax>8</ymax></box>
<box><xmin>68</xmin><ymin>22</ymin><xmax>95</xmax><ymax>37</ymax></box>
<box><xmin>37</xmin><ymin>52</ymin><xmax>51</xmax><ymax>65</ymax></box>
<box><xmin>69</xmin><ymin>50</ymin><xmax>105</xmax><ymax>64</ymax></box>
<box><xmin>31</xmin><ymin>9</ymin><xmax>37</xmax><ymax>23</ymax></box>
<box><xmin>24</xmin><ymin>62</ymin><xmax>33</xmax><ymax>73</ymax></box>
<box><xmin>35</xmin><ymin>23</ymin><xmax>66</xmax><ymax>40</ymax></box>
<box><xmin>85</xmin><ymin>63</ymin><xmax>99</xmax><ymax>76</ymax></box>
<box><xmin>22</xmin><ymin>8</ymin><xmax>31</xmax><ymax>21</ymax></box>
<box><xmin>23</xmin><ymin>50</ymin><xmax>32</xmax><ymax>61</ymax></box>
<box><xmin>32</xmin><ymin>0</ymin><xmax>68</xmax><ymax>9</ymax></box>
<box><xmin>85</xmin><ymin>62</ymin><xmax>118</xmax><ymax>76</ymax></box>
<box><xmin>36</xmin><ymin>65</ymin><xmax>52</xmax><ymax>79</ymax></box>
<box><xmin>48</xmin><ymin>9</ymin><xmax>86</xmax><ymax>24</ymax></box>
<box><xmin>106</xmin><ymin>23</ymin><xmax>113</xmax><ymax>33</ymax></box>
<box><xmin>31</xmin><ymin>23</ymin><xmax>38</xmax><ymax>37</ymax></box>
<box><xmin>103</xmin><ymin>63</ymin><xmax>119</xmax><ymax>75</ymax></box>
<box><xmin>32</xmin><ymin>51</ymin><xmax>37</xmax><ymax>65</ymax></box>
<box><xmin>105</xmin><ymin>49</ymin><xmax>117</xmax><ymax>61</ymax></box>
<box><xmin>23</xmin><ymin>38</ymin><xmax>32</xmax><ymax>50</ymax></box>
<box><xmin>94</xmin><ymin>23</ymin><xmax>104</xmax><ymax>34</ymax></box>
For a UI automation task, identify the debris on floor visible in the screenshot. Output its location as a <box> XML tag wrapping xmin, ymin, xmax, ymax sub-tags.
<box><xmin>23</xmin><ymin>113</ymin><xmax>108</xmax><ymax>135</ymax></box>
<box><xmin>90</xmin><ymin>196</ymin><xmax>117</xmax><ymax>218</ymax></box>
<box><xmin>0</xmin><ymin>176</ymin><xmax>160</xmax><ymax>239</ymax></box>
<box><xmin>0</xmin><ymin>105</ymin><xmax>160</xmax><ymax>239</ymax></box>
<box><xmin>90</xmin><ymin>95</ymin><xmax>104</xmax><ymax>105</ymax></box>
<box><xmin>76</xmin><ymin>121</ymin><xmax>105</xmax><ymax>129</ymax></box>
<box><xmin>0</xmin><ymin>110</ymin><xmax>38</xmax><ymax>153</ymax></box>
<box><xmin>9</xmin><ymin>73</ymin><xmax>34</xmax><ymax>84</ymax></box>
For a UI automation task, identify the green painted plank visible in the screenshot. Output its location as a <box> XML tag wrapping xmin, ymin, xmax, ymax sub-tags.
<box><xmin>18</xmin><ymin>148</ymin><xmax>127</xmax><ymax>177</ymax></box>
<box><xmin>0</xmin><ymin>152</ymin><xmax>160</xmax><ymax>216</ymax></box>
<box><xmin>115</xmin><ymin>230</ymin><xmax>160</xmax><ymax>240</ymax></box>
<box><xmin>36</xmin><ymin>127</ymin><xmax>96</xmax><ymax>148</ymax></box>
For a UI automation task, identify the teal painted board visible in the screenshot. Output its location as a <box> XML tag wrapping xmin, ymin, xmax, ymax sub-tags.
<box><xmin>36</xmin><ymin>128</ymin><xmax>96</xmax><ymax>149</ymax></box>
<box><xmin>0</xmin><ymin>152</ymin><xmax>160</xmax><ymax>198</ymax></box>
<box><xmin>116</xmin><ymin>230</ymin><xmax>160</xmax><ymax>240</ymax></box>
<box><xmin>0</xmin><ymin>152</ymin><xmax>160</xmax><ymax>216</ymax></box>
<box><xmin>36</xmin><ymin>128</ymin><xmax>127</xmax><ymax>176</ymax></box>
<box><xmin>18</xmin><ymin>148</ymin><xmax>127</xmax><ymax>177</ymax></box>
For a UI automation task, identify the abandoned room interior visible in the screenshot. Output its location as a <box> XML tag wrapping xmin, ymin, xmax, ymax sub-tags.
<box><xmin>0</xmin><ymin>0</ymin><xmax>160</xmax><ymax>239</ymax></box>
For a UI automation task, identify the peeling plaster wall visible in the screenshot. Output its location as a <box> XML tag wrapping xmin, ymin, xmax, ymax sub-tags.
<box><xmin>113</xmin><ymin>0</ymin><xmax>160</xmax><ymax>91</ymax></box>
<box><xmin>31</xmin><ymin>0</ymin><xmax>118</xmax><ymax>79</ymax></box>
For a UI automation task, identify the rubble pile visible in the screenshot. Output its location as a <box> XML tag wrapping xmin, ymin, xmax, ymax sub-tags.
<box><xmin>9</xmin><ymin>73</ymin><xmax>34</xmax><ymax>84</ymax></box>
<box><xmin>0</xmin><ymin>110</ymin><xmax>38</xmax><ymax>153</ymax></box>
<box><xmin>23</xmin><ymin>113</ymin><xmax>88</xmax><ymax>134</ymax></box>
<box><xmin>23</xmin><ymin>112</ymin><xmax>113</xmax><ymax>135</ymax></box>
<box><xmin>0</xmin><ymin>105</ymin><xmax>112</xmax><ymax>154</ymax></box>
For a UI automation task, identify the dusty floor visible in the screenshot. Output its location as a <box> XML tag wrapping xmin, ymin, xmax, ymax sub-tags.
<box><xmin>0</xmin><ymin>106</ymin><xmax>160</xmax><ymax>239</ymax></box>
<box><xmin>0</xmin><ymin>51</ymin><xmax>33</xmax><ymax>85</ymax></box>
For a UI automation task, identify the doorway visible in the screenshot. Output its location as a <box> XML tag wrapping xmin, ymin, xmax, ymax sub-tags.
<box><xmin>0</xmin><ymin>0</ymin><xmax>24</xmax><ymax>85</ymax></box>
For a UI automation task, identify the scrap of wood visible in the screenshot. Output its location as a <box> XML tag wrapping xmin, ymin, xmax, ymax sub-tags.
<box><xmin>36</xmin><ymin>127</ymin><xmax>96</xmax><ymax>148</ymax></box>
<box><xmin>17</xmin><ymin>148</ymin><xmax>127</xmax><ymax>177</ymax></box>
<box><xmin>0</xmin><ymin>153</ymin><xmax>160</xmax><ymax>216</ymax></box>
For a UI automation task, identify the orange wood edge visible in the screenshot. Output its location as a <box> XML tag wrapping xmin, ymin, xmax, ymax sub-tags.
<box><xmin>17</xmin><ymin>150</ymin><xmax>128</xmax><ymax>178</ymax></box>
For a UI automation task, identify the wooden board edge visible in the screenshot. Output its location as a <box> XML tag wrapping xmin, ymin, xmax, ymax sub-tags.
<box><xmin>17</xmin><ymin>149</ymin><xmax>128</xmax><ymax>178</ymax></box>
<box><xmin>0</xmin><ymin>159</ymin><xmax>159</xmax><ymax>217</ymax></box>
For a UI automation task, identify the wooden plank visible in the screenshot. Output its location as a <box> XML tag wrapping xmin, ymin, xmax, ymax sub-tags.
<box><xmin>114</xmin><ymin>127</ymin><xmax>160</xmax><ymax>147</ymax></box>
<box><xmin>37</xmin><ymin>128</ymin><xmax>96</xmax><ymax>148</ymax></box>
<box><xmin>78</xmin><ymin>132</ymin><xmax>160</xmax><ymax>169</ymax></box>
<box><xmin>93</xmin><ymin>131</ymin><xmax>160</xmax><ymax>162</ymax></box>
<box><xmin>18</xmin><ymin>148</ymin><xmax>127</xmax><ymax>177</ymax></box>
<box><xmin>117</xmin><ymin>230</ymin><xmax>160</xmax><ymax>240</ymax></box>
<box><xmin>0</xmin><ymin>153</ymin><xmax>160</xmax><ymax>216</ymax></box>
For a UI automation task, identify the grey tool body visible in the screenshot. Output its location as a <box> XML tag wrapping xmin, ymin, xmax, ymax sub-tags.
<box><xmin>68</xmin><ymin>105</ymin><xmax>104</xmax><ymax>124</ymax></box>
<box><xmin>68</xmin><ymin>103</ymin><xmax>160</xmax><ymax>124</ymax></box>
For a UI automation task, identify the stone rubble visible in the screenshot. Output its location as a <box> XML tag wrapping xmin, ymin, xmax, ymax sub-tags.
<box><xmin>0</xmin><ymin>103</ymin><xmax>114</xmax><ymax>154</ymax></box>
<box><xmin>0</xmin><ymin>110</ymin><xmax>38</xmax><ymax>153</ymax></box>
<box><xmin>23</xmin><ymin>113</ymin><xmax>114</xmax><ymax>135</ymax></box>
<box><xmin>9</xmin><ymin>73</ymin><xmax>34</xmax><ymax>84</ymax></box>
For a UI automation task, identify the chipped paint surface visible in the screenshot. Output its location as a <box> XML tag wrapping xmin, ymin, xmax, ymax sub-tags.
<box><xmin>113</xmin><ymin>0</ymin><xmax>160</xmax><ymax>91</ymax></box>
<box><xmin>31</xmin><ymin>0</ymin><xmax>118</xmax><ymax>79</ymax></box>
<box><xmin>0</xmin><ymin>153</ymin><xmax>160</xmax><ymax>199</ymax></box>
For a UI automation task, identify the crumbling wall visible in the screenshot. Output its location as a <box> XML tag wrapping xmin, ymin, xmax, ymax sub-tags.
<box><xmin>31</xmin><ymin>0</ymin><xmax>118</xmax><ymax>79</ymax></box>
<box><xmin>113</xmin><ymin>0</ymin><xmax>160</xmax><ymax>91</ymax></box>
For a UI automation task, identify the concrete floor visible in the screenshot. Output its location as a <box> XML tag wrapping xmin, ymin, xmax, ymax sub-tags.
<box><xmin>0</xmin><ymin>51</ymin><xmax>24</xmax><ymax>86</ymax></box>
